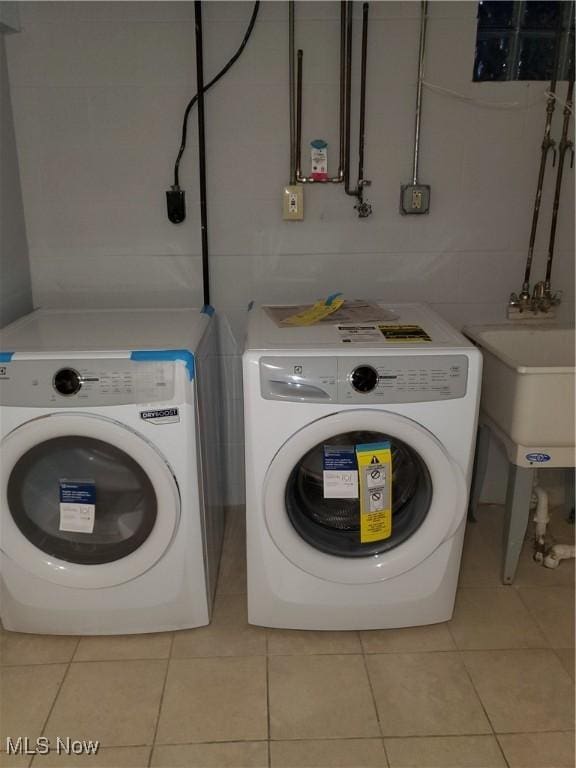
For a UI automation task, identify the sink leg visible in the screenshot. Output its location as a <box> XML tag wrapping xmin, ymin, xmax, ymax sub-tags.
<box><xmin>468</xmin><ymin>423</ymin><xmax>491</xmax><ymax>522</ymax></box>
<box><xmin>502</xmin><ymin>463</ymin><xmax>534</xmax><ymax>584</ymax></box>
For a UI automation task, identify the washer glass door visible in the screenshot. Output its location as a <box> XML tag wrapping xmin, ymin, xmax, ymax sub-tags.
<box><xmin>8</xmin><ymin>435</ymin><xmax>157</xmax><ymax>565</ymax></box>
<box><xmin>286</xmin><ymin>430</ymin><xmax>432</xmax><ymax>558</ymax></box>
<box><xmin>263</xmin><ymin>410</ymin><xmax>467</xmax><ymax>584</ymax></box>
<box><xmin>2</xmin><ymin>414</ymin><xmax>180</xmax><ymax>588</ymax></box>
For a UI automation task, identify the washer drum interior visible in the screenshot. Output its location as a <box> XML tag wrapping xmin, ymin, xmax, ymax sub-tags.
<box><xmin>285</xmin><ymin>430</ymin><xmax>432</xmax><ymax>557</ymax></box>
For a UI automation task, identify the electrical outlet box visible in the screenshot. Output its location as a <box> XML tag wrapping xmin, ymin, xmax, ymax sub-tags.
<box><xmin>400</xmin><ymin>184</ymin><xmax>431</xmax><ymax>215</ymax></box>
<box><xmin>283</xmin><ymin>185</ymin><xmax>304</xmax><ymax>220</ymax></box>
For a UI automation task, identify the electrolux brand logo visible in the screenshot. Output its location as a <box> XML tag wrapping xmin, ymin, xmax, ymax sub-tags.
<box><xmin>526</xmin><ymin>452</ymin><xmax>551</xmax><ymax>463</ymax></box>
<box><xmin>0</xmin><ymin>366</ymin><xmax>7</xmax><ymax>376</ymax></box>
<box><xmin>140</xmin><ymin>407</ymin><xmax>180</xmax><ymax>424</ymax></box>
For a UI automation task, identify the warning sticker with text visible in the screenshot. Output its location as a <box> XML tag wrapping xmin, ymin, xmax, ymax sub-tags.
<box><xmin>355</xmin><ymin>443</ymin><xmax>392</xmax><ymax>542</ymax></box>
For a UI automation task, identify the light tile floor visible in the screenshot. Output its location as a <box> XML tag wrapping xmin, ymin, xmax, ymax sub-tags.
<box><xmin>1</xmin><ymin>505</ymin><xmax>574</xmax><ymax>768</ymax></box>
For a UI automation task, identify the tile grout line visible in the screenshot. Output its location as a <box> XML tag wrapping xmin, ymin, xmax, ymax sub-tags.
<box><xmin>550</xmin><ymin>645</ymin><xmax>576</xmax><ymax>677</ymax></box>
<box><xmin>34</xmin><ymin>647</ymin><xmax>77</xmax><ymax>763</ymax></box>
<box><xmin>359</xmin><ymin>636</ymin><xmax>390</xmax><ymax>766</ymax></box>
<box><xmin>69</xmin><ymin>635</ymin><xmax>81</xmax><ymax>664</ymax></box>
<box><xmin>515</xmin><ymin>583</ymin><xmax>574</xmax><ymax>650</ymax></box>
<box><xmin>147</xmin><ymin>633</ymin><xmax>175</xmax><ymax>768</ymax></box>
<box><xmin>494</xmin><ymin>733</ymin><xmax>513</xmax><ymax>768</ymax></box>
<box><xmin>116</xmin><ymin>731</ymin><xmax>575</xmax><ymax>747</ymax></box>
<box><xmin>457</xmin><ymin>648</ymin><xmax>502</xmax><ymax>744</ymax></box>
<box><xmin>21</xmin><ymin>645</ymin><xmax>564</xmax><ymax>666</ymax></box>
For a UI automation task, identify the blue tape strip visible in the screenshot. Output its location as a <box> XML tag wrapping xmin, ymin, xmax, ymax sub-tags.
<box><xmin>130</xmin><ymin>349</ymin><xmax>195</xmax><ymax>380</ymax></box>
<box><xmin>325</xmin><ymin>292</ymin><xmax>343</xmax><ymax>306</ymax></box>
<box><xmin>201</xmin><ymin>304</ymin><xmax>215</xmax><ymax>317</ymax></box>
<box><xmin>0</xmin><ymin>352</ymin><xmax>14</xmax><ymax>362</ymax></box>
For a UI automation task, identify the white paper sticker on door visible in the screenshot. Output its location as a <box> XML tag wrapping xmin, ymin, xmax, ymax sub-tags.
<box><xmin>322</xmin><ymin>445</ymin><xmax>358</xmax><ymax>499</ymax></box>
<box><xmin>59</xmin><ymin>480</ymin><xmax>96</xmax><ymax>534</ymax></box>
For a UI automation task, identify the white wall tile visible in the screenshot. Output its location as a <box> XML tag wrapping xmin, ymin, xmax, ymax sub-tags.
<box><xmin>31</xmin><ymin>254</ymin><xmax>203</xmax><ymax>309</ymax></box>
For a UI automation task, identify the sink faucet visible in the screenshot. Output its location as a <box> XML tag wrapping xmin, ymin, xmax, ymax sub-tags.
<box><xmin>508</xmin><ymin>281</ymin><xmax>562</xmax><ymax>317</ymax></box>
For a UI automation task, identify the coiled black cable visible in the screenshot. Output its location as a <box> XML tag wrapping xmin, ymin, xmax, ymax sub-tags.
<box><xmin>173</xmin><ymin>1</ymin><xmax>260</xmax><ymax>188</ymax></box>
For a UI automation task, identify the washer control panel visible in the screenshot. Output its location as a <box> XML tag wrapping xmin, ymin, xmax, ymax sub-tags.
<box><xmin>0</xmin><ymin>359</ymin><xmax>176</xmax><ymax>407</ymax></box>
<box><xmin>260</xmin><ymin>355</ymin><xmax>468</xmax><ymax>403</ymax></box>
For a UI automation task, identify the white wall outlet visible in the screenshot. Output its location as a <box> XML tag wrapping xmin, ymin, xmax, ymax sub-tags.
<box><xmin>283</xmin><ymin>185</ymin><xmax>304</xmax><ymax>220</ymax></box>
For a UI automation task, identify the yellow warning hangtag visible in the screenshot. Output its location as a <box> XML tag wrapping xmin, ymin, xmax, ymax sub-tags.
<box><xmin>356</xmin><ymin>442</ymin><xmax>392</xmax><ymax>543</ymax></box>
<box><xmin>282</xmin><ymin>293</ymin><xmax>345</xmax><ymax>326</ymax></box>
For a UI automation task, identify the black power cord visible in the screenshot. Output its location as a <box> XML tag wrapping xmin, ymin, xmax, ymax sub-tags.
<box><xmin>166</xmin><ymin>1</ymin><xmax>260</xmax><ymax>223</ymax></box>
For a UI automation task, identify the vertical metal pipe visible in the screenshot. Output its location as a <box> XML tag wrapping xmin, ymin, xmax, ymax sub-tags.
<box><xmin>412</xmin><ymin>0</ymin><xmax>428</xmax><ymax>186</ymax></box>
<box><xmin>194</xmin><ymin>0</ymin><xmax>210</xmax><ymax>307</ymax></box>
<box><xmin>544</xmin><ymin>77</ymin><xmax>574</xmax><ymax>288</ymax></box>
<box><xmin>338</xmin><ymin>1</ymin><xmax>347</xmax><ymax>177</ymax></box>
<box><xmin>289</xmin><ymin>0</ymin><xmax>296</xmax><ymax>185</ymax></box>
<box><xmin>521</xmin><ymin>31</ymin><xmax>563</xmax><ymax>295</ymax></box>
<box><xmin>343</xmin><ymin>0</ymin><xmax>353</xmax><ymax>191</ymax></box>
<box><xmin>296</xmin><ymin>49</ymin><xmax>303</xmax><ymax>180</ymax></box>
<box><xmin>357</xmin><ymin>2</ymin><xmax>369</xmax><ymax>189</ymax></box>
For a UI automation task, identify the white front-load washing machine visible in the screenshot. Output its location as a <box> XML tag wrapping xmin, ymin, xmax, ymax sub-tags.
<box><xmin>0</xmin><ymin>307</ymin><xmax>224</xmax><ymax>634</ymax></box>
<box><xmin>243</xmin><ymin>302</ymin><xmax>482</xmax><ymax>630</ymax></box>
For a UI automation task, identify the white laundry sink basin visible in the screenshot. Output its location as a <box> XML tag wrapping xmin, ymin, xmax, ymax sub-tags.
<box><xmin>464</xmin><ymin>325</ymin><xmax>575</xmax><ymax>448</ymax></box>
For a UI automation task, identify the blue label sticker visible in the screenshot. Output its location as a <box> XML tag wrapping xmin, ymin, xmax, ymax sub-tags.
<box><xmin>59</xmin><ymin>480</ymin><xmax>96</xmax><ymax>505</ymax></box>
<box><xmin>323</xmin><ymin>445</ymin><xmax>356</xmax><ymax>471</ymax></box>
<box><xmin>526</xmin><ymin>453</ymin><xmax>552</xmax><ymax>463</ymax></box>
<box><xmin>0</xmin><ymin>352</ymin><xmax>14</xmax><ymax>363</ymax></box>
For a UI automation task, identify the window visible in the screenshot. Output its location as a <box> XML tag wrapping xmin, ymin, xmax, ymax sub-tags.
<box><xmin>474</xmin><ymin>1</ymin><xmax>574</xmax><ymax>81</ymax></box>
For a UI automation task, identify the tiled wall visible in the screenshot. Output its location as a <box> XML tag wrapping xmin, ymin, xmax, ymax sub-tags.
<box><xmin>5</xmin><ymin>1</ymin><xmax>575</xmax><ymax>503</ymax></box>
<box><xmin>1</xmin><ymin>28</ymin><xmax>32</xmax><ymax>326</ymax></box>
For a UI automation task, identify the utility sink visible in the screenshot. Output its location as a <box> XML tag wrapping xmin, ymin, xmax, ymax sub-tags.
<box><xmin>464</xmin><ymin>325</ymin><xmax>575</xmax><ymax>450</ymax></box>
<box><xmin>465</xmin><ymin>324</ymin><xmax>575</xmax><ymax>585</ymax></box>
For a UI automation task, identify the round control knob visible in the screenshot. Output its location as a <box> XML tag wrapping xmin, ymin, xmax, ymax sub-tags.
<box><xmin>350</xmin><ymin>365</ymin><xmax>379</xmax><ymax>393</ymax></box>
<box><xmin>53</xmin><ymin>368</ymin><xmax>82</xmax><ymax>396</ymax></box>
